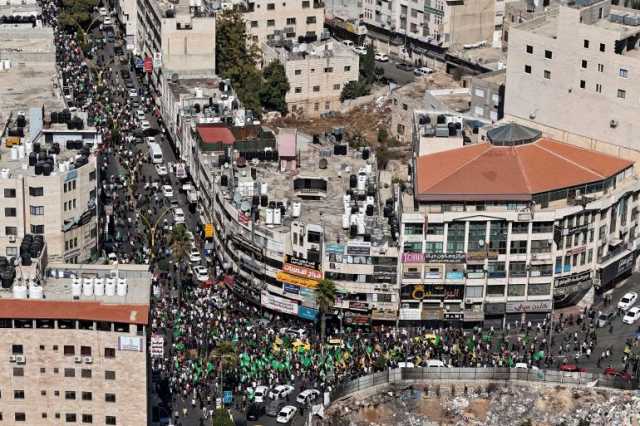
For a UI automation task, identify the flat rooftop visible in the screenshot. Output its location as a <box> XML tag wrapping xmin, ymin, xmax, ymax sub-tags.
<box><xmin>264</xmin><ymin>38</ymin><xmax>356</xmax><ymax>61</ymax></box>
<box><xmin>450</xmin><ymin>46</ymin><xmax>506</xmax><ymax>70</ymax></box>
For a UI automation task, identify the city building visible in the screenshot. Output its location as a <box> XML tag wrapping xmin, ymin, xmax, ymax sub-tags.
<box><xmin>0</xmin><ymin>109</ymin><xmax>100</xmax><ymax>263</ymax></box>
<box><xmin>261</xmin><ymin>39</ymin><xmax>359</xmax><ymax>116</ymax></box>
<box><xmin>361</xmin><ymin>0</ymin><xmax>496</xmax><ymax>49</ymax></box>
<box><xmin>467</xmin><ymin>69</ymin><xmax>506</xmax><ymax>122</ymax></box>
<box><xmin>501</xmin><ymin>0</ymin><xmax>552</xmax><ymax>51</ymax></box>
<box><xmin>136</xmin><ymin>0</ymin><xmax>216</xmax><ymax>98</ymax></box>
<box><xmin>115</xmin><ymin>0</ymin><xmax>138</xmax><ymax>51</ymax></box>
<box><xmin>400</xmin><ymin>121</ymin><xmax>640</xmax><ymax>326</ymax></box>
<box><xmin>504</xmin><ymin>0</ymin><xmax>640</xmax><ymax>161</ymax></box>
<box><xmin>242</xmin><ymin>0</ymin><xmax>325</xmax><ymax>45</ymax></box>
<box><xmin>206</xmin><ymin>128</ymin><xmax>400</xmax><ymax>324</ymax></box>
<box><xmin>0</xmin><ymin>262</ymin><xmax>150</xmax><ymax>426</ymax></box>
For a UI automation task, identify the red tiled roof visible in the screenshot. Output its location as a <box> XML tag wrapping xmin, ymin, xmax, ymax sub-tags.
<box><xmin>0</xmin><ymin>300</ymin><xmax>149</xmax><ymax>324</ymax></box>
<box><xmin>197</xmin><ymin>125</ymin><xmax>235</xmax><ymax>145</ymax></box>
<box><xmin>415</xmin><ymin>138</ymin><xmax>633</xmax><ymax>201</ymax></box>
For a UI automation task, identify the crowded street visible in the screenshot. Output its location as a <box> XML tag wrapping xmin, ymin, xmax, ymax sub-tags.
<box><xmin>35</xmin><ymin>1</ymin><xmax>640</xmax><ymax>425</ymax></box>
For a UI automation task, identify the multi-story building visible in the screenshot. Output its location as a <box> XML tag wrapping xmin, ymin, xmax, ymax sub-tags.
<box><xmin>361</xmin><ymin>0</ymin><xmax>496</xmax><ymax>49</ymax></box>
<box><xmin>242</xmin><ymin>0</ymin><xmax>325</xmax><ymax>45</ymax></box>
<box><xmin>400</xmin><ymin>120</ymin><xmax>640</xmax><ymax>327</ymax></box>
<box><xmin>468</xmin><ymin>69</ymin><xmax>506</xmax><ymax>122</ymax></box>
<box><xmin>136</xmin><ymin>0</ymin><xmax>215</xmax><ymax>98</ymax></box>
<box><xmin>261</xmin><ymin>39</ymin><xmax>359</xmax><ymax>116</ymax></box>
<box><xmin>504</xmin><ymin>0</ymin><xmax>640</xmax><ymax>161</ymax></box>
<box><xmin>0</xmin><ymin>262</ymin><xmax>150</xmax><ymax>426</ymax></box>
<box><xmin>0</xmin><ymin>109</ymin><xmax>100</xmax><ymax>263</ymax></box>
<box><xmin>204</xmin><ymin>127</ymin><xmax>400</xmax><ymax>324</ymax></box>
<box><xmin>501</xmin><ymin>0</ymin><xmax>552</xmax><ymax>51</ymax></box>
<box><xmin>116</xmin><ymin>0</ymin><xmax>138</xmax><ymax>51</ymax></box>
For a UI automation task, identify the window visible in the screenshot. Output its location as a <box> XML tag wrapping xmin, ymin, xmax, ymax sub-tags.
<box><xmin>4</xmin><ymin>188</ymin><xmax>16</xmax><ymax>198</ymax></box>
<box><xmin>30</xmin><ymin>206</ymin><xmax>44</xmax><ymax>215</ymax></box>
<box><xmin>42</xmin><ymin>413</ymin><xmax>47</xmax><ymax>419</ymax></box>
<box><xmin>267</xmin><ymin>19</ymin><xmax>275</xmax><ymax>26</ymax></box>
<box><xmin>14</xmin><ymin>390</ymin><xmax>25</xmax><ymax>399</ymax></box>
<box><xmin>580</xmin><ymin>80</ymin><xmax>586</xmax><ymax>89</ymax></box>
<box><xmin>267</xmin><ymin>2</ymin><xmax>275</xmax><ymax>9</ymax></box>
<box><xmin>286</xmin><ymin>17</ymin><xmax>296</xmax><ymax>25</ymax></box>
<box><xmin>89</xmin><ymin>171</ymin><xmax>96</xmax><ymax>181</ymax></box>
<box><xmin>81</xmin><ymin>369</ymin><xmax>92</xmax><ymax>378</ymax></box>
<box><xmin>250</xmin><ymin>20</ymin><xmax>258</xmax><ymax>27</ymax></box>
<box><xmin>40</xmin><ymin>367</ymin><xmax>46</xmax><ymax>374</ymax></box>
<box><xmin>105</xmin><ymin>393</ymin><xmax>116</xmax><ymax>403</ymax></box>
<box><xmin>344</xmin><ymin>66</ymin><xmax>351</xmax><ymax>72</ymax></box>
<box><xmin>543</xmin><ymin>70</ymin><xmax>551</xmax><ymax>79</ymax></box>
<box><xmin>597</xmin><ymin>63</ymin><xmax>604</xmax><ymax>72</ymax></box>
<box><xmin>81</xmin><ymin>392</ymin><xmax>92</xmax><ymax>401</ymax></box>
<box><xmin>64</xmin><ymin>368</ymin><xmax>75</xmax><ymax>378</ymax></box>
<box><xmin>526</xmin><ymin>45</ymin><xmax>533</xmax><ymax>54</ymax></box>
<box><xmin>13</xmin><ymin>367</ymin><xmax>24</xmax><ymax>376</ymax></box>
<box><xmin>596</xmin><ymin>83</ymin><xmax>602</xmax><ymax>93</ymax></box>
<box><xmin>544</xmin><ymin>50</ymin><xmax>552</xmax><ymax>59</ymax></box>
<box><xmin>302</xmin><ymin>0</ymin><xmax>309</xmax><ymax>7</ymax></box>
<box><xmin>619</xmin><ymin>68</ymin><xmax>628</xmax><ymax>78</ymax></box>
<box><xmin>584</xmin><ymin>39</ymin><xmax>589</xmax><ymax>48</ymax></box>
<box><xmin>65</xmin><ymin>391</ymin><xmax>76</xmax><ymax>400</ymax></box>
<box><xmin>105</xmin><ymin>370</ymin><xmax>116</xmax><ymax>380</ymax></box>
<box><xmin>524</xmin><ymin>65</ymin><xmax>531</xmax><ymax>74</ymax></box>
<box><xmin>12</xmin><ymin>344</ymin><xmax>23</xmax><ymax>354</ymax></box>
<box><xmin>106</xmin><ymin>416</ymin><xmax>116</xmax><ymax>425</ymax></box>
<box><xmin>306</xmin><ymin>16</ymin><xmax>316</xmax><ymax>24</ymax></box>
<box><xmin>510</xmin><ymin>240</ymin><xmax>527</xmax><ymax>254</ymax></box>
<box><xmin>5</xmin><ymin>226</ymin><xmax>17</xmax><ymax>236</ymax></box>
<box><xmin>314</xmin><ymin>103</ymin><xmax>320</xmax><ymax>111</ymax></box>
<box><xmin>29</xmin><ymin>186</ymin><xmax>44</xmax><ymax>196</ymax></box>
<box><xmin>333</xmin><ymin>84</ymin><xmax>340</xmax><ymax>90</ymax></box>
<box><xmin>324</xmin><ymin>67</ymin><xmax>333</xmax><ymax>73</ymax></box>
<box><xmin>324</xmin><ymin>102</ymin><xmax>330</xmax><ymax>110</ymax></box>
<box><xmin>80</xmin><ymin>346</ymin><xmax>91</xmax><ymax>356</ymax></box>
<box><xmin>82</xmin><ymin>414</ymin><xmax>93</xmax><ymax>423</ymax></box>
<box><xmin>5</xmin><ymin>207</ymin><xmax>16</xmax><ymax>217</ymax></box>
<box><xmin>312</xmin><ymin>85</ymin><xmax>320</xmax><ymax>92</ymax></box>
<box><xmin>104</xmin><ymin>348</ymin><xmax>116</xmax><ymax>358</ymax></box>
<box><xmin>30</xmin><ymin>224</ymin><xmax>44</xmax><ymax>234</ymax></box>
<box><xmin>617</xmin><ymin>89</ymin><xmax>626</xmax><ymax>99</ymax></box>
<box><xmin>397</xmin><ymin>123</ymin><xmax>405</xmax><ymax>135</ymax></box>
<box><xmin>15</xmin><ymin>413</ymin><xmax>26</xmax><ymax>422</ymax></box>
<box><xmin>66</xmin><ymin>413</ymin><xmax>77</xmax><ymax>422</ymax></box>
<box><xmin>581</xmin><ymin>59</ymin><xmax>587</xmax><ymax>69</ymax></box>
<box><xmin>600</xmin><ymin>43</ymin><xmax>605</xmax><ymax>52</ymax></box>
<box><xmin>294</xmin><ymin>69</ymin><xmax>301</xmax><ymax>75</ymax></box>
<box><xmin>64</xmin><ymin>345</ymin><xmax>75</xmax><ymax>356</ymax></box>
<box><xmin>6</xmin><ymin>246</ymin><xmax>16</xmax><ymax>257</ymax></box>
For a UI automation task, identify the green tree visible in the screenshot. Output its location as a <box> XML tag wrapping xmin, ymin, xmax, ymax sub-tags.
<box><xmin>360</xmin><ymin>44</ymin><xmax>376</xmax><ymax>85</ymax></box>
<box><xmin>170</xmin><ymin>224</ymin><xmax>191</xmax><ymax>303</ymax></box>
<box><xmin>211</xmin><ymin>408</ymin><xmax>234</xmax><ymax>426</ymax></box>
<box><xmin>259</xmin><ymin>60</ymin><xmax>290</xmax><ymax>114</ymax></box>
<box><xmin>340</xmin><ymin>80</ymin><xmax>370</xmax><ymax>101</ymax></box>
<box><xmin>315</xmin><ymin>279</ymin><xmax>336</xmax><ymax>345</ymax></box>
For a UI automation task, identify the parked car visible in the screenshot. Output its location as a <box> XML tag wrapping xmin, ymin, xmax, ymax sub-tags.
<box><xmin>128</xmin><ymin>88</ymin><xmax>138</xmax><ymax>98</ymax></box>
<box><xmin>560</xmin><ymin>364</ymin><xmax>587</xmax><ymax>373</ymax></box>
<box><xmin>189</xmin><ymin>249</ymin><xmax>201</xmax><ymax>264</ymax></box>
<box><xmin>622</xmin><ymin>306</ymin><xmax>640</xmax><ymax>324</ymax></box>
<box><xmin>268</xmin><ymin>384</ymin><xmax>294</xmax><ymax>400</ymax></box>
<box><xmin>99</xmin><ymin>7</ymin><xmax>108</xmax><ymax>16</ymax></box>
<box><xmin>192</xmin><ymin>265</ymin><xmax>209</xmax><ymax>282</ymax></box>
<box><xmin>276</xmin><ymin>406</ymin><xmax>297</xmax><ymax>424</ymax></box>
<box><xmin>618</xmin><ymin>291</ymin><xmax>638</xmax><ymax>311</ymax></box>
<box><xmin>375</xmin><ymin>53</ymin><xmax>389</xmax><ymax>62</ymax></box>
<box><xmin>140</xmin><ymin>120</ymin><xmax>151</xmax><ymax>131</ymax></box>
<box><xmin>353</xmin><ymin>45</ymin><xmax>367</xmax><ymax>55</ymax></box>
<box><xmin>173</xmin><ymin>207</ymin><xmax>185</xmax><ymax>224</ymax></box>
<box><xmin>296</xmin><ymin>389</ymin><xmax>320</xmax><ymax>405</ymax></box>
<box><xmin>155</xmin><ymin>164</ymin><xmax>168</xmax><ymax>176</ymax></box>
<box><xmin>414</xmin><ymin>66</ymin><xmax>433</xmax><ymax>76</ymax></box>
<box><xmin>596</xmin><ymin>311</ymin><xmax>615</xmax><ymax>328</ymax></box>
<box><xmin>266</xmin><ymin>400</ymin><xmax>287</xmax><ymax>417</ymax></box>
<box><xmin>161</xmin><ymin>185</ymin><xmax>173</xmax><ymax>198</ymax></box>
<box><xmin>396</xmin><ymin>62</ymin><xmax>414</xmax><ymax>72</ymax></box>
<box><xmin>246</xmin><ymin>403</ymin><xmax>265</xmax><ymax>421</ymax></box>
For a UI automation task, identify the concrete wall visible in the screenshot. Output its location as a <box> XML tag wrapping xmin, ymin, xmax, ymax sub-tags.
<box><xmin>445</xmin><ymin>0</ymin><xmax>496</xmax><ymax>49</ymax></box>
<box><xmin>244</xmin><ymin>0</ymin><xmax>325</xmax><ymax>45</ymax></box>
<box><xmin>160</xmin><ymin>17</ymin><xmax>216</xmax><ymax>74</ymax></box>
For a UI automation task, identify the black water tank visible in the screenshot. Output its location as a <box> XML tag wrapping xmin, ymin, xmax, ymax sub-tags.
<box><xmin>363</xmin><ymin>234</ymin><xmax>371</xmax><ymax>242</ymax></box>
<box><xmin>251</xmin><ymin>168</ymin><xmax>257</xmax><ymax>180</ymax></box>
<box><xmin>21</xmin><ymin>255</ymin><xmax>31</xmax><ymax>267</ymax></box>
<box><xmin>28</xmin><ymin>152</ymin><xmax>37</xmax><ymax>166</ymax></box>
<box><xmin>350</xmin><ymin>225</ymin><xmax>357</xmax><ymax>238</ymax></box>
<box><xmin>42</xmin><ymin>163</ymin><xmax>52</xmax><ymax>176</ymax></box>
<box><xmin>38</xmin><ymin>152</ymin><xmax>47</xmax><ymax>162</ymax></box>
<box><xmin>34</xmin><ymin>162</ymin><xmax>44</xmax><ymax>175</ymax></box>
<box><xmin>51</xmin><ymin>143</ymin><xmax>60</xmax><ymax>154</ymax></box>
<box><xmin>51</xmin><ymin>111</ymin><xmax>58</xmax><ymax>123</ymax></box>
<box><xmin>366</xmin><ymin>205</ymin><xmax>374</xmax><ymax>216</ymax></box>
<box><xmin>260</xmin><ymin>195</ymin><xmax>268</xmax><ymax>207</ymax></box>
<box><xmin>312</xmin><ymin>134</ymin><xmax>320</xmax><ymax>144</ymax></box>
<box><xmin>383</xmin><ymin>205</ymin><xmax>392</xmax><ymax>218</ymax></box>
<box><xmin>16</xmin><ymin>115</ymin><xmax>26</xmax><ymax>128</ymax></box>
<box><xmin>351</xmin><ymin>206</ymin><xmax>358</xmax><ymax>214</ymax></box>
<box><xmin>220</xmin><ymin>175</ymin><xmax>228</xmax><ymax>186</ymax></box>
<box><xmin>33</xmin><ymin>142</ymin><xmax>40</xmax><ymax>153</ymax></box>
<box><xmin>349</xmin><ymin>174</ymin><xmax>357</xmax><ymax>188</ymax></box>
<box><xmin>362</xmin><ymin>148</ymin><xmax>370</xmax><ymax>160</ymax></box>
<box><xmin>0</xmin><ymin>257</ymin><xmax>7</xmax><ymax>268</ymax></box>
<box><xmin>252</xmin><ymin>195</ymin><xmax>259</xmax><ymax>206</ymax></box>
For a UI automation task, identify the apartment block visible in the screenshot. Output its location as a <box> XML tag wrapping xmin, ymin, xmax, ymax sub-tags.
<box><xmin>0</xmin><ymin>109</ymin><xmax>99</xmax><ymax>263</ymax></box>
<box><xmin>116</xmin><ymin>0</ymin><xmax>138</xmax><ymax>51</ymax></box>
<box><xmin>505</xmin><ymin>0</ymin><xmax>640</xmax><ymax>159</ymax></box>
<box><xmin>468</xmin><ymin>69</ymin><xmax>505</xmax><ymax>122</ymax></box>
<box><xmin>262</xmin><ymin>39</ymin><xmax>359</xmax><ymax>116</ymax></box>
<box><xmin>242</xmin><ymin>0</ymin><xmax>325</xmax><ymax>45</ymax></box>
<box><xmin>0</xmin><ymin>263</ymin><xmax>150</xmax><ymax>426</ymax></box>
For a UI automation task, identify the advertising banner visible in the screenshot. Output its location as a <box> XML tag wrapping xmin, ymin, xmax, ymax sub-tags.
<box><xmin>276</xmin><ymin>271</ymin><xmax>319</xmax><ymax>288</ymax></box>
<box><xmin>283</xmin><ymin>263</ymin><xmax>323</xmax><ymax>280</ymax></box>
<box><xmin>150</xmin><ymin>335</ymin><xmax>164</xmax><ymax>358</ymax></box>
<box><xmin>261</xmin><ymin>291</ymin><xmax>298</xmax><ymax>315</ymax></box>
<box><xmin>505</xmin><ymin>300</ymin><xmax>552</xmax><ymax>313</ymax></box>
<box><xmin>284</xmin><ymin>255</ymin><xmax>320</xmax><ymax>270</ymax></box>
<box><xmin>298</xmin><ymin>305</ymin><xmax>318</xmax><ymax>321</ymax></box>
<box><xmin>283</xmin><ymin>284</ymin><xmax>300</xmax><ymax>295</ymax></box>
<box><xmin>423</xmin><ymin>252</ymin><xmax>466</xmax><ymax>263</ymax></box>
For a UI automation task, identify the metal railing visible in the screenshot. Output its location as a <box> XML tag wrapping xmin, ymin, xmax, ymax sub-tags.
<box><xmin>330</xmin><ymin>367</ymin><xmax>638</xmax><ymax>402</ymax></box>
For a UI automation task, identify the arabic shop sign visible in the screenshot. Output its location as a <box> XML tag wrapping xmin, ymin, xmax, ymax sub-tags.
<box><xmin>505</xmin><ymin>300</ymin><xmax>552</xmax><ymax>313</ymax></box>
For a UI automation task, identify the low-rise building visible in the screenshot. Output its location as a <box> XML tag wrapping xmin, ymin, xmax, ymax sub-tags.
<box><xmin>468</xmin><ymin>69</ymin><xmax>506</xmax><ymax>122</ymax></box>
<box><xmin>400</xmin><ymin>121</ymin><xmax>640</xmax><ymax>326</ymax></box>
<box><xmin>0</xmin><ymin>262</ymin><xmax>150</xmax><ymax>426</ymax></box>
<box><xmin>0</xmin><ymin>109</ymin><xmax>99</xmax><ymax>263</ymax></box>
<box><xmin>261</xmin><ymin>39</ymin><xmax>359</xmax><ymax>116</ymax></box>
<box><xmin>242</xmin><ymin>0</ymin><xmax>325</xmax><ymax>45</ymax></box>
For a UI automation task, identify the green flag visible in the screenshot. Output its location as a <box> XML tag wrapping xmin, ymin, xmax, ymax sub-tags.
<box><xmin>533</xmin><ymin>351</ymin><xmax>544</xmax><ymax>361</ymax></box>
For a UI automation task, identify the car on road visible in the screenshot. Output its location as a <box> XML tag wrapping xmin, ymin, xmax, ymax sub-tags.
<box><xmin>353</xmin><ymin>45</ymin><xmax>367</xmax><ymax>55</ymax></box>
<box><xmin>396</xmin><ymin>62</ymin><xmax>414</xmax><ymax>72</ymax></box>
<box><xmin>128</xmin><ymin>88</ymin><xmax>138</xmax><ymax>98</ymax></box>
<box><xmin>246</xmin><ymin>403</ymin><xmax>265</xmax><ymax>421</ymax></box>
<box><xmin>161</xmin><ymin>185</ymin><xmax>173</xmax><ymax>198</ymax></box>
<box><xmin>296</xmin><ymin>389</ymin><xmax>320</xmax><ymax>405</ymax></box>
<box><xmin>253</xmin><ymin>385</ymin><xmax>269</xmax><ymax>403</ymax></box>
<box><xmin>623</xmin><ymin>306</ymin><xmax>640</xmax><ymax>324</ymax></box>
<box><xmin>192</xmin><ymin>265</ymin><xmax>209</xmax><ymax>282</ymax></box>
<box><xmin>266</xmin><ymin>400</ymin><xmax>287</xmax><ymax>417</ymax></box>
<box><xmin>173</xmin><ymin>207</ymin><xmax>185</xmax><ymax>224</ymax></box>
<box><xmin>268</xmin><ymin>384</ymin><xmax>295</xmax><ymax>400</ymax></box>
<box><xmin>125</xmin><ymin>80</ymin><xmax>135</xmax><ymax>89</ymax></box>
<box><xmin>375</xmin><ymin>53</ymin><xmax>389</xmax><ymax>62</ymax></box>
<box><xmin>597</xmin><ymin>311</ymin><xmax>615</xmax><ymax>328</ymax></box>
<box><xmin>603</xmin><ymin>368</ymin><xmax>633</xmax><ymax>381</ymax></box>
<box><xmin>103</xmin><ymin>17</ymin><xmax>112</xmax><ymax>26</ymax></box>
<box><xmin>414</xmin><ymin>66</ymin><xmax>433</xmax><ymax>76</ymax></box>
<box><xmin>276</xmin><ymin>406</ymin><xmax>297</xmax><ymax>424</ymax></box>
<box><xmin>141</xmin><ymin>120</ymin><xmax>151</xmax><ymax>131</ymax></box>
<box><xmin>136</xmin><ymin>110</ymin><xmax>145</xmax><ymax>120</ymax></box>
<box><xmin>618</xmin><ymin>291</ymin><xmax>638</xmax><ymax>310</ymax></box>
<box><xmin>155</xmin><ymin>164</ymin><xmax>168</xmax><ymax>176</ymax></box>
<box><xmin>559</xmin><ymin>364</ymin><xmax>587</xmax><ymax>373</ymax></box>
<box><xmin>189</xmin><ymin>249</ymin><xmax>201</xmax><ymax>264</ymax></box>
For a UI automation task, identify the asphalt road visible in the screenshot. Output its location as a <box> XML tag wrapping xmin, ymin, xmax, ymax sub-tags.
<box><xmin>375</xmin><ymin>59</ymin><xmax>415</xmax><ymax>85</ymax></box>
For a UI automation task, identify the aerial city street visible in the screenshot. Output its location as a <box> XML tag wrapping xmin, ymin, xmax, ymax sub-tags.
<box><xmin>1</xmin><ymin>0</ymin><xmax>640</xmax><ymax>424</ymax></box>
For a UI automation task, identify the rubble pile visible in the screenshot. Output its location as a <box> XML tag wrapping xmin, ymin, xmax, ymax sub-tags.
<box><xmin>323</xmin><ymin>383</ymin><xmax>640</xmax><ymax>426</ymax></box>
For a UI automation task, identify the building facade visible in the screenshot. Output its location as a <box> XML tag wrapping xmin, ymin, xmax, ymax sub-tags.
<box><xmin>468</xmin><ymin>69</ymin><xmax>505</xmax><ymax>122</ymax></box>
<box><xmin>0</xmin><ymin>263</ymin><xmax>150</xmax><ymax>426</ymax></box>
<box><xmin>242</xmin><ymin>0</ymin><xmax>325</xmax><ymax>45</ymax></box>
<box><xmin>116</xmin><ymin>0</ymin><xmax>138</xmax><ymax>51</ymax></box>
<box><xmin>261</xmin><ymin>40</ymin><xmax>359</xmax><ymax>116</ymax></box>
<box><xmin>505</xmin><ymin>0</ymin><xmax>640</xmax><ymax>160</ymax></box>
<box><xmin>0</xmin><ymin>109</ymin><xmax>99</xmax><ymax>263</ymax></box>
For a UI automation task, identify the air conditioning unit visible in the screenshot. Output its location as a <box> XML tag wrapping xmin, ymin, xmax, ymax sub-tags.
<box><xmin>15</xmin><ymin>355</ymin><xmax>26</xmax><ymax>364</ymax></box>
<box><xmin>74</xmin><ymin>356</ymin><xmax>82</xmax><ymax>363</ymax></box>
<box><xmin>465</xmin><ymin>298</ymin><xmax>472</xmax><ymax>304</ymax></box>
<box><xmin>610</xmin><ymin>119</ymin><xmax>618</xmax><ymax>128</ymax></box>
<box><xmin>83</xmin><ymin>356</ymin><xmax>93</xmax><ymax>364</ymax></box>
<box><xmin>9</xmin><ymin>235</ymin><xmax>16</xmax><ymax>243</ymax></box>
<box><xmin>9</xmin><ymin>355</ymin><xmax>16</xmax><ymax>363</ymax></box>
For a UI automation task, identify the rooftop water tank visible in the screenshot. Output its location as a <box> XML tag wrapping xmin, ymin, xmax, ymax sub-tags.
<box><xmin>71</xmin><ymin>278</ymin><xmax>82</xmax><ymax>297</ymax></box>
<box><xmin>29</xmin><ymin>284</ymin><xmax>43</xmax><ymax>299</ymax></box>
<box><xmin>273</xmin><ymin>208</ymin><xmax>282</xmax><ymax>225</ymax></box>
<box><xmin>105</xmin><ymin>278</ymin><xmax>116</xmax><ymax>296</ymax></box>
<box><xmin>266</xmin><ymin>208</ymin><xmax>274</xmax><ymax>225</ymax></box>
<box><xmin>357</xmin><ymin>173</ymin><xmax>367</xmax><ymax>191</ymax></box>
<box><xmin>83</xmin><ymin>278</ymin><xmax>94</xmax><ymax>297</ymax></box>
<box><xmin>342</xmin><ymin>213</ymin><xmax>350</xmax><ymax>229</ymax></box>
<box><xmin>292</xmin><ymin>202</ymin><xmax>301</xmax><ymax>218</ymax></box>
<box><xmin>117</xmin><ymin>278</ymin><xmax>127</xmax><ymax>296</ymax></box>
<box><xmin>13</xmin><ymin>284</ymin><xmax>27</xmax><ymax>299</ymax></box>
<box><xmin>94</xmin><ymin>278</ymin><xmax>105</xmax><ymax>296</ymax></box>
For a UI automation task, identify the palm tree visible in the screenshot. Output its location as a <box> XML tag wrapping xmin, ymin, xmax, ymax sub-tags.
<box><xmin>210</xmin><ymin>340</ymin><xmax>238</xmax><ymax>400</ymax></box>
<box><xmin>315</xmin><ymin>278</ymin><xmax>337</xmax><ymax>345</ymax></box>
<box><xmin>170</xmin><ymin>223</ymin><xmax>191</xmax><ymax>303</ymax></box>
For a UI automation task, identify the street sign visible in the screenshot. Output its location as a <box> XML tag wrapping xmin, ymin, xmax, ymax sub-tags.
<box><xmin>223</xmin><ymin>390</ymin><xmax>233</xmax><ymax>404</ymax></box>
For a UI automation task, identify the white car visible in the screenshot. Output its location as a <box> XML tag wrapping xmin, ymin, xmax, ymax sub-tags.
<box><xmin>375</xmin><ymin>53</ymin><xmax>389</xmax><ymax>62</ymax></box>
<box><xmin>155</xmin><ymin>164</ymin><xmax>168</xmax><ymax>176</ymax></box>
<box><xmin>189</xmin><ymin>249</ymin><xmax>201</xmax><ymax>263</ymax></box>
<box><xmin>276</xmin><ymin>406</ymin><xmax>297</xmax><ymax>424</ymax></box>
<box><xmin>623</xmin><ymin>306</ymin><xmax>640</xmax><ymax>324</ymax></box>
<box><xmin>192</xmin><ymin>265</ymin><xmax>209</xmax><ymax>282</ymax></box>
<box><xmin>103</xmin><ymin>17</ymin><xmax>112</xmax><ymax>26</ymax></box>
<box><xmin>99</xmin><ymin>7</ymin><xmax>108</xmax><ymax>16</ymax></box>
<box><xmin>353</xmin><ymin>45</ymin><xmax>367</xmax><ymax>55</ymax></box>
<box><xmin>618</xmin><ymin>291</ymin><xmax>638</xmax><ymax>311</ymax></box>
<box><xmin>296</xmin><ymin>389</ymin><xmax>320</xmax><ymax>405</ymax></box>
<box><xmin>161</xmin><ymin>185</ymin><xmax>173</xmax><ymax>198</ymax></box>
<box><xmin>136</xmin><ymin>110</ymin><xmax>145</xmax><ymax>120</ymax></box>
<box><xmin>414</xmin><ymin>66</ymin><xmax>433</xmax><ymax>76</ymax></box>
<box><xmin>128</xmin><ymin>88</ymin><xmax>138</xmax><ymax>98</ymax></box>
<box><xmin>173</xmin><ymin>207</ymin><xmax>185</xmax><ymax>224</ymax></box>
<box><xmin>253</xmin><ymin>385</ymin><xmax>269</xmax><ymax>403</ymax></box>
<box><xmin>140</xmin><ymin>120</ymin><xmax>151</xmax><ymax>131</ymax></box>
<box><xmin>268</xmin><ymin>384</ymin><xmax>294</xmax><ymax>400</ymax></box>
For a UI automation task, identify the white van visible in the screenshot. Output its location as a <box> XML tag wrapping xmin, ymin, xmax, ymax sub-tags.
<box><xmin>149</xmin><ymin>142</ymin><xmax>163</xmax><ymax>164</ymax></box>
